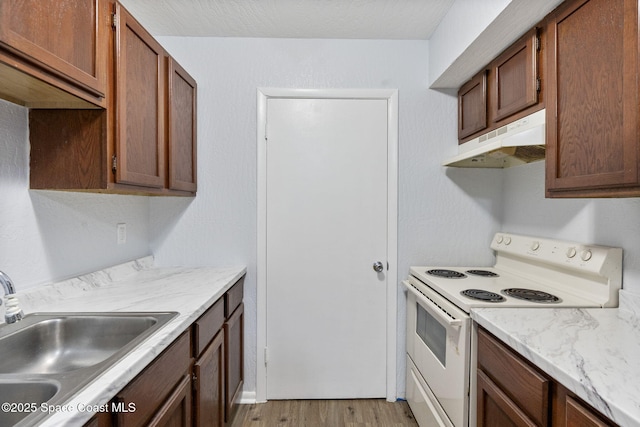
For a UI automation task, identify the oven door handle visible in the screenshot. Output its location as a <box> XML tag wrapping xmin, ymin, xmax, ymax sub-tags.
<box><xmin>403</xmin><ymin>281</ymin><xmax>462</xmax><ymax>328</ymax></box>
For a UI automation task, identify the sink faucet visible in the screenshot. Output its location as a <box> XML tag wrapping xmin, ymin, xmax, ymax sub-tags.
<box><xmin>0</xmin><ymin>271</ymin><xmax>23</xmax><ymax>323</ymax></box>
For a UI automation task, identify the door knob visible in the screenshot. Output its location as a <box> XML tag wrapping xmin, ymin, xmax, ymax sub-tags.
<box><xmin>373</xmin><ymin>261</ymin><xmax>384</xmax><ymax>273</ymax></box>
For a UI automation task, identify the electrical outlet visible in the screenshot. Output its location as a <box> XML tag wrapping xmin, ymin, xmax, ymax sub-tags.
<box><xmin>117</xmin><ymin>223</ymin><xmax>127</xmax><ymax>244</ymax></box>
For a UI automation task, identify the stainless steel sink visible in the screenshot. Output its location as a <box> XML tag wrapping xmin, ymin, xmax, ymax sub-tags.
<box><xmin>0</xmin><ymin>381</ymin><xmax>59</xmax><ymax>426</ymax></box>
<box><xmin>0</xmin><ymin>314</ymin><xmax>164</xmax><ymax>374</ymax></box>
<box><xmin>0</xmin><ymin>312</ymin><xmax>177</xmax><ymax>426</ymax></box>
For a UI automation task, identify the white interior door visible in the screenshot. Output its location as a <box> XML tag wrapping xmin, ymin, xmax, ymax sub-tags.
<box><xmin>265</xmin><ymin>97</ymin><xmax>388</xmax><ymax>399</ymax></box>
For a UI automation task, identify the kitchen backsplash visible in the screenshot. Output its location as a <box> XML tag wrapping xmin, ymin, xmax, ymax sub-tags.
<box><xmin>0</xmin><ymin>99</ymin><xmax>151</xmax><ymax>291</ymax></box>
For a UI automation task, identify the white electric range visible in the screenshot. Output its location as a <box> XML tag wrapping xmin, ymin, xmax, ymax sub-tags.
<box><xmin>403</xmin><ymin>233</ymin><xmax>623</xmax><ymax>427</ymax></box>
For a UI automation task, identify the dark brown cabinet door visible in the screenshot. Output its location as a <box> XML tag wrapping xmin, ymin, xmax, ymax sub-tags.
<box><xmin>83</xmin><ymin>412</ymin><xmax>111</xmax><ymax>427</ymax></box>
<box><xmin>224</xmin><ymin>303</ymin><xmax>244</xmax><ymax>423</ymax></box>
<box><xmin>167</xmin><ymin>57</ymin><xmax>197</xmax><ymax>193</ymax></box>
<box><xmin>477</xmin><ymin>370</ymin><xmax>537</xmax><ymax>427</ymax></box>
<box><xmin>114</xmin><ymin>332</ymin><xmax>191</xmax><ymax>427</ymax></box>
<box><xmin>565</xmin><ymin>396</ymin><xmax>611</xmax><ymax>427</ymax></box>
<box><xmin>147</xmin><ymin>374</ymin><xmax>192</xmax><ymax>427</ymax></box>
<box><xmin>0</xmin><ymin>0</ymin><xmax>106</xmax><ymax>99</ymax></box>
<box><xmin>477</xmin><ymin>328</ymin><xmax>549</xmax><ymax>426</ymax></box>
<box><xmin>545</xmin><ymin>0</ymin><xmax>639</xmax><ymax>197</ymax></box>
<box><xmin>552</xmin><ymin>385</ymin><xmax>615</xmax><ymax>427</ymax></box>
<box><xmin>27</xmin><ymin>3</ymin><xmax>198</xmax><ymax>196</ymax></box>
<box><xmin>492</xmin><ymin>28</ymin><xmax>539</xmax><ymax>122</ymax></box>
<box><xmin>458</xmin><ymin>70</ymin><xmax>488</xmax><ymax>140</ymax></box>
<box><xmin>114</xmin><ymin>3</ymin><xmax>165</xmax><ymax>189</ymax></box>
<box><xmin>194</xmin><ymin>331</ymin><xmax>225</xmax><ymax>427</ymax></box>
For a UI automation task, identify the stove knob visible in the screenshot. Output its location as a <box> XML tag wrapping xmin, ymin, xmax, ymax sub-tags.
<box><xmin>531</xmin><ymin>241</ymin><xmax>540</xmax><ymax>251</ymax></box>
<box><xmin>504</xmin><ymin>236</ymin><xmax>512</xmax><ymax>245</ymax></box>
<box><xmin>566</xmin><ymin>247</ymin><xmax>577</xmax><ymax>258</ymax></box>
<box><xmin>580</xmin><ymin>249</ymin><xmax>593</xmax><ymax>261</ymax></box>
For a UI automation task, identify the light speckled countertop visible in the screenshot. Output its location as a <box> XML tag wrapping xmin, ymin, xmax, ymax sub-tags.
<box><xmin>7</xmin><ymin>256</ymin><xmax>246</xmax><ymax>427</ymax></box>
<box><xmin>472</xmin><ymin>289</ymin><xmax>640</xmax><ymax>427</ymax></box>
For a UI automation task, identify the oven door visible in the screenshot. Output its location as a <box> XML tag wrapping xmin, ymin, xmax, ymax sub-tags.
<box><xmin>403</xmin><ymin>278</ymin><xmax>471</xmax><ymax>427</ymax></box>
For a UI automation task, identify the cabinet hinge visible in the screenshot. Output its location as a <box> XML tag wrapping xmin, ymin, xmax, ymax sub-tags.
<box><xmin>535</xmin><ymin>35</ymin><xmax>541</xmax><ymax>52</ymax></box>
<box><xmin>111</xmin><ymin>155</ymin><xmax>117</xmax><ymax>173</ymax></box>
<box><xmin>264</xmin><ymin>347</ymin><xmax>268</xmax><ymax>366</ymax></box>
<box><xmin>111</xmin><ymin>12</ymin><xmax>118</xmax><ymax>30</ymax></box>
<box><xmin>536</xmin><ymin>77</ymin><xmax>541</xmax><ymax>92</ymax></box>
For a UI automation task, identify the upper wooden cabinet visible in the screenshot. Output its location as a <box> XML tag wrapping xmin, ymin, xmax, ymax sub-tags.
<box><xmin>458</xmin><ymin>70</ymin><xmax>488</xmax><ymax>140</ymax></box>
<box><xmin>168</xmin><ymin>58</ymin><xmax>198</xmax><ymax>193</ymax></box>
<box><xmin>0</xmin><ymin>0</ymin><xmax>108</xmax><ymax>108</ymax></box>
<box><xmin>492</xmin><ymin>29</ymin><xmax>539</xmax><ymax>123</ymax></box>
<box><xmin>114</xmin><ymin>2</ymin><xmax>166</xmax><ymax>189</ymax></box>
<box><xmin>29</xmin><ymin>1</ymin><xmax>197</xmax><ymax>196</ymax></box>
<box><xmin>458</xmin><ymin>28</ymin><xmax>543</xmax><ymax>143</ymax></box>
<box><xmin>545</xmin><ymin>0</ymin><xmax>640</xmax><ymax>197</ymax></box>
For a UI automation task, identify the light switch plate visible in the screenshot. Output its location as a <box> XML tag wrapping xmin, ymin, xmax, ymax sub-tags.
<box><xmin>117</xmin><ymin>223</ymin><xmax>127</xmax><ymax>245</ymax></box>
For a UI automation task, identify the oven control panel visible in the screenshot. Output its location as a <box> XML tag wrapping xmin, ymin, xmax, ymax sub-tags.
<box><xmin>491</xmin><ymin>233</ymin><xmax>622</xmax><ymax>277</ymax></box>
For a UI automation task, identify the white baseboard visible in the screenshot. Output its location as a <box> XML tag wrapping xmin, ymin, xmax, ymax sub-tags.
<box><xmin>239</xmin><ymin>390</ymin><xmax>259</xmax><ymax>404</ymax></box>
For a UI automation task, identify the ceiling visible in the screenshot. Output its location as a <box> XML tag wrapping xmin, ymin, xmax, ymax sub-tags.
<box><xmin>117</xmin><ymin>0</ymin><xmax>455</xmax><ymax>39</ymax></box>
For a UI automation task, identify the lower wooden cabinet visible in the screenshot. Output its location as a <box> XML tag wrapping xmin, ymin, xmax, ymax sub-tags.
<box><xmin>553</xmin><ymin>385</ymin><xmax>615</xmax><ymax>427</ymax></box>
<box><xmin>194</xmin><ymin>331</ymin><xmax>225</xmax><ymax>427</ymax></box>
<box><xmin>477</xmin><ymin>327</ymin><xmax>615</xmax><ymax>427</ymax></box>
<box><xmin>147</xmin><ymin>374</ymin><xmax>192</xmax><ymax>427</ymax></box>
<box><xmin>477</xmin><ymin>369</ymin><xmax>539</xmax><ymax>427</ymax></box>
<box><xmin>114</xmin><ymin>331</ymin><xmax>192</xmax><ymax>427</ymax></box>
<box><xmin>193</xmin><ymin>296</ymin><xmax>226</xmax><ymax>427</ymax></box>
<box><xmin>224</xmin><ymin>302</ymin><xmax>244</xmax><ymax>423</ymax></box>
<box><xmin>477</xmin><ymin>328</ymin><xmax>549</xmax><ymax>426</ymax></box>
<box><xmin>83</xmin><ymin>412</ymin><xmax>112</xmax><ymax>427</ymax></box>
<box><xmin>81</xmin><ymin>277</ymin><xmax>245</xmax><ymax>427</ymax></box>
<box><xmin>193</xmin><ymin>277</ymin><xmax>244</xmax><ymax>426</ymax></box>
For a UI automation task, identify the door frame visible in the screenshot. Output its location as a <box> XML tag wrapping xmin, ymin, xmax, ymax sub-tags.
<box><xmin>256</xmin><ymin>88</ymin><xmax>399</xmax><ymax>402</ymax></box>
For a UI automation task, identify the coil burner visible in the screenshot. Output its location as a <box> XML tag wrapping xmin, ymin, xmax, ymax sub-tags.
<box><xmin>426</xmin><ymin>269</ymin><xmax>466</xmax><ymax>279</ymax></box>
<box><xmin>502</xmin><ymin>288</ymin><xmax>561</xmax><ymax>303</ymax></box>
<box><xmin>466</xmin><ymin>270</ymin><xmax>499</xmax><ymax>277</ymax></box>
<box><xmin>460</xmin><ymin>289</ymin><xmax>505</xmax><ymax>302</ymax></box>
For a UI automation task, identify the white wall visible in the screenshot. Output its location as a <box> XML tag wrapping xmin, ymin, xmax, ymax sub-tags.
<box><xmin>149</xmin><ymin>37</ymin><xmax>502</xmax><ymax>397</ymax></box>
<box><xmin>429</xmin><ymin>0</ymin><xmax>564</xmax><ymax>89</ymax></box>
<box><xmin>0</xmin><ymin>99</ymin><xmax>150</xmax><ymax>291</ymax></box>
<box><xmin>429</xmin><ymin>0</ymin><xmax>510</xmax><ymax>85</ymax></box>
<box><xmin>501</xmin><ymin>162</ymin><xmax>640</xmax><ymax>294</ymax></box>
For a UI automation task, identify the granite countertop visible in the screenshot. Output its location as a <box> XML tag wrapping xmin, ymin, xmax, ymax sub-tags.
<box><xmin>471</xmin><ymin>290</ymin><xmax>640</xmax><ymax>427</ymax></box>
<box><xmin>7</xmin><ymin>256</ymin><xmax>246</xmax><ymax>427</ymax></box>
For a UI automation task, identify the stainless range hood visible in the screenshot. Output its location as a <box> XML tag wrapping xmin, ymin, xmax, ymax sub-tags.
<box><xmin>443</xmin><ymin>109</ymin><xmax>546</xmax><ymax>168</ymax></box>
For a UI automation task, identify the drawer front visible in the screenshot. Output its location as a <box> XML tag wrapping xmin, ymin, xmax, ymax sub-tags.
<box><xmin>225</xmin><ymin>277</ymin><xmax>244</xmax><ymax>318</ymax></box>
<box><xmin>477</xmin><ymin>328</ymin><xmax>549</xmax><ymax>426</ymax></box>
<box><xmin>115</xmin><ymin>331</ymin><xmax>191</xmax><ymax>427</ymax></box>
<box><xmin>194</xmin><ymin>297</ymin><xmax>225</xmax><ymax>356</ymax></box>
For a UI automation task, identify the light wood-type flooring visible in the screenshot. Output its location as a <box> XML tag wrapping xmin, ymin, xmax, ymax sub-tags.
<box><xmin>231</xmin><ymin>399</ymin><xmax>418</xmax><ymax>427</ymax></box>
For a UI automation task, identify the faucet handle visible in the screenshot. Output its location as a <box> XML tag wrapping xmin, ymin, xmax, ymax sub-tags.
<box><xmin>4</xmin><ymin>295</ymin><xmax>23</xmax><ymax>323</ymax></box>
<box><xmin>0</xmin><ymin>271</ymin><xmax>22</xmax><ymax>323</ymax></box>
